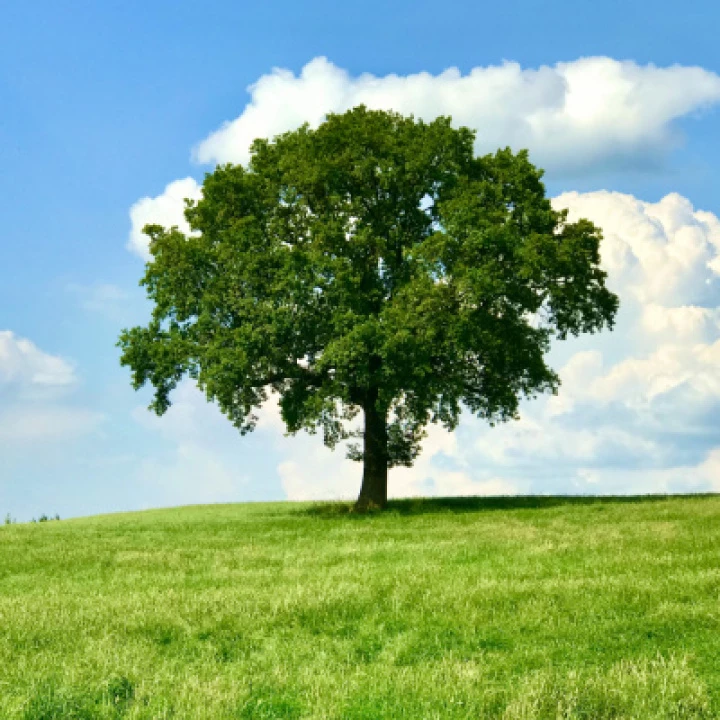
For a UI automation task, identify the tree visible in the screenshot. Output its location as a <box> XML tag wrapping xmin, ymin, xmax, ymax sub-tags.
<box><xmin>119</xmin><ymin>106</ymin><xmax>619</xmax><ymax>510</ymax></box>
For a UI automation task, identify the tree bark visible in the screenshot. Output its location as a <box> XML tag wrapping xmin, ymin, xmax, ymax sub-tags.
<box><xmin>355</xmin><ymin>388</ymin><xmax>388</xmax><ymax>510</ymax></box>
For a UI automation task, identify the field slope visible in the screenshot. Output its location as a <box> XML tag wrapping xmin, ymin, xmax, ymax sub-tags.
<box><xmin>1</xmin><ymin>495</ymin><xmax>720</xmax><ymax>719</ymax></box>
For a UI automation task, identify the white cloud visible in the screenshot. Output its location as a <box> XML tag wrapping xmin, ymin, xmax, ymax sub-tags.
<box><xmin>641</xmin><ymin>304</ymin><xmax>720</xmax><ymax>341</ymax></box>
<box><xmin>553</xmin><ymin>191</ymin><xmax>720</xmax><ymax>306</ymax></box>
<box><xmin>0</xmin><ymin>330</ymin><xmax>76</xmax><ymax>391</ymax></box>
<box><xmin>125</xmin><ymin>189</ymin><xmax>720</xmax><ymax>501</ymax></box>
<box><xmin>126</xmin><ymin>57</ymin><xmax>720</xmax><ymax>263</ymax></box>
<box><xmin>0</xmin><ymin>331</ymin><xmax>102</xmax><ymax>443</ymax></box>
<box><xmin>550</xmin><ymin>191</ymin><xmax>720</xmax><ymax>413</ymax></box>
<box><xmin>273</xmin><ymin>190</ymin><xmax>720</xmax><ymax>501</ymax></box>
<box><xmin>121</xmin><ymin>55</ymin><xmax>720</xmax><ymax>501</ymax></box>
<box><xmin>128</xmin><ymin>177</ymin><xmax>202</xmax><ymax>259</ymax></box>
<box><xmin>195</xmin><ymin>56</ymin><xmax>720</xmax><ymax>176</ymax></box>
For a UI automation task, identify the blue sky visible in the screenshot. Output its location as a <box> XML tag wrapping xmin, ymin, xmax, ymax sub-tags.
<box><xmin>2</xmin><ymin>0</ymin><xmax>720</xmax><ymax>520</ymax></box>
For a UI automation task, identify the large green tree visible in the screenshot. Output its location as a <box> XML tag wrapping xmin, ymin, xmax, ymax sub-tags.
<box><xmin>119</xmin><ymin>106</ymin><xmax>619</xmax><ymax>510</ymax></box>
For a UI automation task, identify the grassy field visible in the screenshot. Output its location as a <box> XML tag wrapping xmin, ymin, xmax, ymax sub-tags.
<box><xmin>1</xmin><ymin>495</ymin><xmax>720</xmax><ymax>719</ymax></box>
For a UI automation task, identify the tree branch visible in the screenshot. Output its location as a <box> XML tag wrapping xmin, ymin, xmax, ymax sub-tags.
<box><xmin>250</xmin><ymin>364</ymin><xmax>328</xmax><ymax>389</ymax></box>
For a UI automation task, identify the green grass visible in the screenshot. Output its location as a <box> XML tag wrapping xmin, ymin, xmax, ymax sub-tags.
<box><xmin>1</xmin><ymin>494</ymin><xmax>720</xmax><ymax>718</ymax></box>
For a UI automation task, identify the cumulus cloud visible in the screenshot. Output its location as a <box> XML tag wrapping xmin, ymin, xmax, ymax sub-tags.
<box><xmin>517</xmin><ymin>192</ymin><xmax>720</xmax><ymax>484</ymax></box>
<box><xmin>128</xmin><ymin>177</ymin><xmax>202</xmax><ymax>259</ymax></box>
<box><xmin>553</xmin><ymin>191</ymin><xmax>720</xmax><ymax>307</ymax></box>
<box><xmin>126</xmin><ymin>190</ymin><xmax>720</xmax><ymax>501</ymax></box>
<box><xmin>0</xmin><ymin>330</ymin><xmax>76</xmax><ymax>391</ymax></box>
<box><xmin>127</xmin><ymin>57</ymin><xmax>720</xmax><ymax>261</ymax></box>
<box><xmin>122</xmin><ymin>55</ymin><xmax>720</xmax><ymax>500</ymax></box>
<box><xmin>128</xmin><ymin>57</ymin><xmax>720</xmax><ymax>260</ymax></box>
<box><xmin>275</xmin><ymin>190</ymin><xmax>720</xmax><ymax>500</ymax></box>
<box><xmin>195</xmin><ymin>56</ymin><xmax>720</xmax><ymax>176</ymax></box>
<box><xmin>0</xmin><ymin>331</ymin><xmax>102</xmax><ymax>443</ymax></box>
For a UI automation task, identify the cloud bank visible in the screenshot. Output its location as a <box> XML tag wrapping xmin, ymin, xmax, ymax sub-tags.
<box><xmin>270</xmin><ymin>190</ymin><xmax>720</xmax><ymax>500</ymax></box>
<box><xmin>127</xmin><ymin>186</ymin><xmax>720</xmax><ymax>499</ymax></box>
<box><xmin>129</xmin><ymin>57</ymin><xmax>720</xmax><ymax>259</ymax></box>
<box><xmin>196</xmin><ymin>56</ymin><xmax>720</xmax><ymax>175</ymax></box>
<box><xmin>125</xmin><ymin>56</ymin><xmax>720</xmax><ymax>500</ymax></box>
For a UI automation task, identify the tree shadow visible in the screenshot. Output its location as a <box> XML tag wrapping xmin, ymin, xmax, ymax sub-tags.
<box><xmin>304</xmin><ymin>493</ymin><xmax>719</xmax><ymax>518</ymax></box>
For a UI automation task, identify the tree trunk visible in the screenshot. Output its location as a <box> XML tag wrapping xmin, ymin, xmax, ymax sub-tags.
<box><xmin>355</xmin><ymin>388</ymin><xmax>388</xmax><ymax>511</ymax></box>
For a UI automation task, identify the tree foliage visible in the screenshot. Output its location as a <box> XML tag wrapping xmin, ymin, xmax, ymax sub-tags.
<box><xmin>119</xmin><ymin>106</ymin><xmax>619</xmax><ymax>505</ymax></box>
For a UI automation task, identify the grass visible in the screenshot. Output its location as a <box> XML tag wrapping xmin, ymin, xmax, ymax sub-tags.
<box><xmin>1</xmin><ymin>494</ymin><xmax>719</xmax><ymax>718</ymax></box>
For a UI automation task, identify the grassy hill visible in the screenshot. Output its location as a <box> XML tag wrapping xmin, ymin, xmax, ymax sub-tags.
<box><xmin>1</xmin><ymin>495</ymin><xmax>719</xmax><ymax>719</ymax></box>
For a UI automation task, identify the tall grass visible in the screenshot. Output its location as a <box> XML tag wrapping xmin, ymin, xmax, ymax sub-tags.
<box><xmin>1</xmin><ymin>494</ymin><xmax>718</xmax><ymax>718</ymax></box>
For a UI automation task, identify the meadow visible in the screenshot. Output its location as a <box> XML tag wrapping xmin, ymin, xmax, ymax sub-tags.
<box><xmin>1</xmin><ymin>494</ymin><xmax>719</xmax><ymax>719</ymax></box>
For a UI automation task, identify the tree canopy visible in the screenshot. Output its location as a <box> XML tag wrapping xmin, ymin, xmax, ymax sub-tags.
<box><xmin>119</xmin><ymin>106</ymin><xmax>619</xmax><ymax>509</ymax></box>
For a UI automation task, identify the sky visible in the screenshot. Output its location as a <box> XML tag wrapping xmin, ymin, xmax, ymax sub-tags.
<box><xmin>1</xmin><ymin>0</ymin><xmax>720</xmax><ymax>520</ymax></box>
